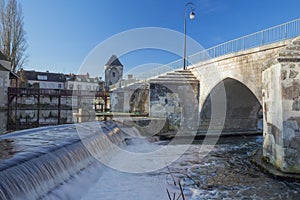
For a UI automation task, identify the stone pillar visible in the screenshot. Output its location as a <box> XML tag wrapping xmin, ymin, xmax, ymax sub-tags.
<box><xmin>262</xmin><ymin>37</ymin><xmax>300</xmax><ymax>173</ymax></box>
<box><xmin>149</xmin><ymin>71</ymin><xmax>199</xmax><ymax>134</ymax></box>
<box><xmin>110</xmin><ymin>83</ymin><xmax>149</xmax><ymax>113</ymax></box>
<box><xmin>110</xmin><ymin>89</ymin><xmax>126</xmax><ymax>112</ymax></box>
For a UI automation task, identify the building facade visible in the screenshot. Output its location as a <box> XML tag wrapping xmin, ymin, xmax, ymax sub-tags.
<box><xmin>0</xmin><ymin>52</ymin><xmax>13</xmax><ymax>133</ymax></box>
<box><xmin>20</xmin><ymin>70</ymin><xmax>66</xmax><ymax>89</ymax></box>
<box><xmin>65</xmin><ymin>73</ymin><xmax>100</xmax><ymax>91</ymax></box>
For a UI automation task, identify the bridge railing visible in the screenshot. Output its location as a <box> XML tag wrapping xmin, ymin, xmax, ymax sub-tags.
<box><xmin>189</xmin><ymin>18</ymin><xmax>300</xmax><ymax>63</ymax></box>
<box><xmin>120</xmin><ymin>59</ymin><xmax>184</xmax><ymax>87</ymax></box>
<box><xmin>122</xmin><ymin>18</ymin><xmax>300</xmax><ymax>86</ymax></box>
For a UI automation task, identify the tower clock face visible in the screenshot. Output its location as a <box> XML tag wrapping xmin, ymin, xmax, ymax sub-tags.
<box><xmin>110</xmin><ymin>68</ymin><xmax>119</xmax><ymax>84</ymax></box>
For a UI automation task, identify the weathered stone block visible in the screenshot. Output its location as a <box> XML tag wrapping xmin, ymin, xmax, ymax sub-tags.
<box><xmin>290</xmin><ymin>136</ymin><xmax>300</xmax><ymax>150</ymax></box>
<box><xmin>281</xmin><ymin>70</ymin><xmax>287</xmax><ymax>80</ymax></box>
<box><xmin>292</xmin><ymin>99</ymin><xmax>300</xmax><ymax>111</ymax></box>
<box><xmin>283</xmin><ymin>127</ymin><xmax>296</xmax><ymax>141</ymax></box>
<box><xmin>283</xmin><ymin>120</ymin><xmax>299</xmax><ymax>130</ymax></box>
<box><xmin>289</xmin><ymin>69</ymin><xmax>299</xmax><ymax>78</ymax></box>
<box><xmin>268</xmin><ymin>123</ymin><xmax>281</xmax><ymax>145</ymax></box>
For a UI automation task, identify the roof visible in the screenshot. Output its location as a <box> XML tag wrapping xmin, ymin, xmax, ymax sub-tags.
<box><xmin>105</xmin><ymin>55</ymin><xmax>123</xmax><ymax>67</ymax></box>
<box><xmin>0</xmin><ymin>64</ymin><xmax>9</xmax><ymax>72</ymax></box>
<box><xmin>24</xmin><ymin>70</ymin><xmax>66</xmax><ymax>82</ymax></box>
<box><xmin>0</xmin><ymin>51</ymin><xmax>12</xmax><ymax>72</ymax></box>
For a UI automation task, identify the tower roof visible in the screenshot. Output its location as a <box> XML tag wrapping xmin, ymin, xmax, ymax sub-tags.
<box><xmin>105</xmin><ymin>55</ymin><xmax>123</xmax><ymax>67</ymax></box>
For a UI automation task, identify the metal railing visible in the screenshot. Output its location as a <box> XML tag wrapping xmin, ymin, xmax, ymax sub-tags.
<box><xmin>189</xmin><ymin>18</ymin><xmax>300</xmax><ymax>64</ymax></box>
<box><xmin>8</xmin><ymin>87</ymin><xmax>110</xmax><ymax>97</ymax></box>
<box><xmin>123</xmin><ymin>18</ymin><xmax>300</xmax><ymax>86</ymax></box>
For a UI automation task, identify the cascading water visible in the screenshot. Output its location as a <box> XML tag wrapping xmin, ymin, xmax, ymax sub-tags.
<box><xmin>0</xmin><ymin>121</ymin><xmax>129</xmax><ymax>200</ymax></box>
<box><xmin>1</xmin><ymin>122</ymin><xmax>299</xmax><ymax>200</ymax></box>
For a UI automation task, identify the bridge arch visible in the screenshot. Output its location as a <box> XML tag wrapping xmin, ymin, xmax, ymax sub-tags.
<box><xmin>199</xmin><ymin>77</ymin><xmax>262</xmax><ymax>133</ymax></box>
<box><xmin>196</xmin><ymin>70</ymin><xmax>262</xmax><ymax>110</ymax></box>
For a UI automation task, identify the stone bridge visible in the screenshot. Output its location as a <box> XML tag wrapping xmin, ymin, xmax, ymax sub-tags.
<box><xmin>110</xmin><ymin>19</ymin><xmax>300</xmax><ymax>175</ymax></box>
<box><xmin>189</xmin><ymin>41</ymin><xmax>286</xmax><ymax>133</ymax></box>
<box><xmin>189</xmin><ymin>37</ymin><xmax>300</xmax><ymax>174</ymax></box>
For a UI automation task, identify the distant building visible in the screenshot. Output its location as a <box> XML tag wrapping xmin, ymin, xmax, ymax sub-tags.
<box><xmin>105</xmin><ymin>55</ymin><xmax>123</xmax><ymax>86</ymax></box>
<box><xmin>20</xmin><ymin>70</ymin><xmax>65</xmax><ymax>89</ymax></box>
<box><xmin>65</xmin><ymin>73</ymin><xmax>101</xmax><ymax>91</ymax></box>
<box><xmin>0</xmin><ymin>53</ymin><xmax>11</xmax><ymax>106</ymax></box>
<box><xmin>0</xmin><ymin>51</ymin><xmax>17</xmax><ymax>133</ymax></box>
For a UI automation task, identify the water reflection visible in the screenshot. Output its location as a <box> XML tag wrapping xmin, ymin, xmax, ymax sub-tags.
<box><xmin>0</xmin><ymin>139</ymin><xmax>15</xmax><ymax>160</ymax></box>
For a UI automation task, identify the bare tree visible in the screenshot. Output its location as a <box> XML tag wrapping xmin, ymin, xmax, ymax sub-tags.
<box><xmin>0</xmin><ymin>0</ymin><xmax>27</xmax><ymax>72</ymax></box>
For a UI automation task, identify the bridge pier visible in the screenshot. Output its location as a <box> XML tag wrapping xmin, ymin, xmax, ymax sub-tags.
<box><xmin>148</xmin><ymin>70</ymin><xmax>199</xmax><ymax>134</ymax></box>
<box><xmin>110</xmin><ymin>83</ymin><xmax>149</xmax><ymax>113</ymax></box>
<box><xmin>262</xmin><ymin>37</ymin><xmax>300</xmax><ymax>173</ymax></box>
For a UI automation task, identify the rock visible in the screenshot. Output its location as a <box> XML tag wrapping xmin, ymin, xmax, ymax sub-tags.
<box><xmin>283</xmin><ymin>120</ymin><xmax>299</xmax><ymax>131</ymax></box>
<box><xmin>292</xmin><ymin>99</ymin><xmax>300</xmax><ymax>111</ymax></box>
<box><xmin>289</xmin><ymin>69</ymin><xmax>299</xmax><ymax>78</ymax></box>
<box><xmin>290</xmin><ymin>136</ymin><xmax>300</xmax><ymax>150</ymax></box>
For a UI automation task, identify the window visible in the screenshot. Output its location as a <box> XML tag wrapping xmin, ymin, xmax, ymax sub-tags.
<box><xmin>112</xmin><ymin>72</ymin><xmax>116</xmax><ymax>77</ymax></box>
<box><xmin>37</xmin><ymin>75</ymin><xmax>47</xmax><ymax>80</ymax></box>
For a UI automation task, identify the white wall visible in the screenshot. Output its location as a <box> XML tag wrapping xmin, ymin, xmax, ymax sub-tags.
<box><xmin>66</xmin><ymin>81</ymin><xmax>98</xmax><ymax>91</ymax></box>
<box><xmin>28</xmin><ymin>81</ymin><xmax>64</xmax><ymax>89</ymax></box>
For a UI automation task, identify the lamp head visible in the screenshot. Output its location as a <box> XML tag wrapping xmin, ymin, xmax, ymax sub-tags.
<box><xmin>189</xmin><ymin>11</ymin><xmax>195</xmax><ymax>20</ymax></box>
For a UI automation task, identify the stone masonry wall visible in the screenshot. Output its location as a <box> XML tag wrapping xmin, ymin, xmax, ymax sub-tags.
<box><xmin>262</xmin><ymin>37</ymin><xmax>300</xmax><ymax>173</ymax></box>
<box><xmin>150</xmin><ymin>81</ymin><xmax>199</xmax><ymax>133</ymax></box>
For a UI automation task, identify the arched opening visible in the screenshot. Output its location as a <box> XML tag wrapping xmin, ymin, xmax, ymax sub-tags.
<box><xmin>200</xmin><ymin>78</ymin><xmax>262</xmax><ymax>133</ymax></box>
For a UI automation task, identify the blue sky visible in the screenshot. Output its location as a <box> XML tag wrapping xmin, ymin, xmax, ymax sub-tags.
<box><xmin>22</xmin><ymin>0</ymin><xmax>300</xmax><ymax>76</ymax></box>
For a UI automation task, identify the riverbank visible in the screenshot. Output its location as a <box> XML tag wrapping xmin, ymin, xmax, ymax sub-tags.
<box><xmin>157</xmin><ymin>130</ymin><xmax>262</xmax><ymax>140</ymax></box>
<box><xmin>252</xmin><ymin>149</ymin><xmax>300</xmax><ymax>181</ymax></box>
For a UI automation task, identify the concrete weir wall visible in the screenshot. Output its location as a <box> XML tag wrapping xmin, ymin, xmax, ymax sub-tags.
<box><xmin>0</xmin><ymin>122</ymin><xmax>128</xmax><ymax>199</ymax></box>
<box><xmin>262</xmin><ymin>38</ymin><xmax>300</xmax><ymax>173</ymax></box>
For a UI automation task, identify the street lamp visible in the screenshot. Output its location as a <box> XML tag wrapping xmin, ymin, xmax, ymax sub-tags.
<box><xmin>183</xmin><ymin>2</ymin><xmax>196</xmax><ymax>70</ymax></box>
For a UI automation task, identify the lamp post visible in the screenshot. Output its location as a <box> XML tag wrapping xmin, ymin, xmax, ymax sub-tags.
<box><xmin>183</xmin><ymin>2</ymin><xmax>196</xmax><ymax>70</ymax></box>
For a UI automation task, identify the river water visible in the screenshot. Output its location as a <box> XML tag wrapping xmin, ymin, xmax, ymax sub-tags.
<box><xmin>77</xmin><ymin>135</ymin><xmax>300</xmax><ymax>200</ymax></box>
<box><xmin>4</xmin><ymin>124</ymin><xmax>298</xmax><ymax>200</ymax></box>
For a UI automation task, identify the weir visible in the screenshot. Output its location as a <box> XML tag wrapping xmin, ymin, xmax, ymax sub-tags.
<box><xmin>0</xmin><ymin>122</ymin><xmax>129</xmax><ymax>199</ymax></box>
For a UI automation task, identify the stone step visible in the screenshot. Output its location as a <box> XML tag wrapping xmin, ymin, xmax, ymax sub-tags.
<box><xmin>150</xmin><ymin>79</ymin><xmax>199</xmax><ymax>84</ymax></box>
<box><xmin>150</xmin><ymin>69</ymin><xmax>198</xmax><ymax>84</ymax></box>
<box><xmin>127</xmin><ymin>84</ymin><xmax>148</xmax><ymax>89</ymax></box>
<box><xmin>120</xmin><ymin>82</ymin><xmax>149</xmax><ymax>90</ymax></box>
<box><xmin>157</xmin><ymin>75</ymin><xmax>197</xmax><ymax>79</ymax></box>
<box><xmin>174</xmin><ymin>70</ymin><xmax>193</xmax><ymax>73</ymax></box>
<box><xmin>155</xmin><ymin>79</ymin><xmax>198</xmax><ymax>83</ymax></box>
<box><xmin>166</xmin><ymin>72</ymin><xmax>194</xmax><ymax>76</ymax></box>
<box><xmin>168</xmin><ymin>70</ymin><xmax>193</xmax><ymax>73</ymax></box>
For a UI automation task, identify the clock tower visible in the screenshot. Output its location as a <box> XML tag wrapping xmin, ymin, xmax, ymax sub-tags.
<box><xmin>104</xmin><ymin>55</ymin><xmax>123</xmax><ymax>86</ymax></box>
